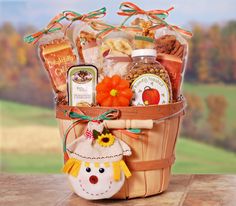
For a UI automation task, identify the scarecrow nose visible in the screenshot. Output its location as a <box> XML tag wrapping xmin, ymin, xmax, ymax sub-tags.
<box><xmin>89</xmin><ymin>175</ymin><xmax>98</xmax><ymax>184</ymax></box>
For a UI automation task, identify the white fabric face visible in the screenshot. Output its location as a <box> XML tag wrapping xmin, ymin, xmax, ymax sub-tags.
<box><xmin>68</xmin><ymin>162</ymin><xmax>125</xmax><ymax>200</ymax></box>
<box><xmin>65</xmin><ymin>121</ymin><xmax>132</xmax><ymax>200</ymax></box>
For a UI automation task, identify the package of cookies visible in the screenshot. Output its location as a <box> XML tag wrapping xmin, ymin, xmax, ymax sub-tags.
<box><xmin>38</xmin><ymin>31</ymin><xmax>78</xmax><ymax>104</ymax></box>
<box><xmin>155</xmin><ymin>27</ymin><xmax>189</xmax><ymax>101</ymax></box>
<box><xmin>99</xmin><ymin>31</ymin><xmax>133</xmax><ymax>79</ymax></box>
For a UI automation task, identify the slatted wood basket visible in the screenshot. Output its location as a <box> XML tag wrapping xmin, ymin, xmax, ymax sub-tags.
<box><xmin>56</xmin><ymin>100</ymin><xmax>185</xmax><ymax>199</ymax></box>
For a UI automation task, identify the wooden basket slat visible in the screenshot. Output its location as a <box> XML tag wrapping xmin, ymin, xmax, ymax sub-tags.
<box><xmin>144</xmin><ymin>122</ymin><xmax>165</xmax><ymax>196</ymax></box>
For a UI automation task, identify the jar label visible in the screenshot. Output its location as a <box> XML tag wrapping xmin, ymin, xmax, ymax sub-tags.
<box><xmin>131</xmin><ymin>74</ymin><xmax>170</xmax><ymax>106</ymax></box>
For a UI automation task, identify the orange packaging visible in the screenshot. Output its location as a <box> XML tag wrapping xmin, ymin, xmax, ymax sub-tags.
<box><xmin>157</xmin><ymin>54</ymin><xmax>183</xmax><ymax>101</ymax></box>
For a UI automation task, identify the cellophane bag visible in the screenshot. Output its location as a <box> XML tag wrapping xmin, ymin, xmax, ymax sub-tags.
<box><xmin>38</xmin><ymin>31</ymin><xmax>78</xmax><ymax>105</ymax></box>
<box><xmin>129</xmin><ymin>16</ymin><xmax>156</xmax><ymax>49</ymax></box>
<box><xmin>73</xmin><ymin>22</ymin><xmax>102</xmax><ymax>70</ymax></box>
<box><xmin>155</xmin><ymin>27</ymin><xmax>189</xmax><ymax>101</ymax></box>
<box><xmin>99</xmin><ymin>30</ymin><xmax>133</xmax><ymax>80</ymax></box>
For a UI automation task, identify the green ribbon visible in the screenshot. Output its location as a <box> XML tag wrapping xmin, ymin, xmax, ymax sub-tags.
<box><xmin>62</xmin><ymin>7</ymin><xmax>106</xmax><ymax>22</ymax></box>
<box><xmin>23</xmin><ymin>27</ymin><xmax>61</xmax><ymax>44</ymax></box>
<box><xmin>24</xmin><ymin>14</ymin><xmax>66</xmax><ymax>44</ymax></box>
<box><xmin>134</xmin><ymin>35</ymin><xmax>154</xmax><ymax>43</ymax></box>
<box><xmin>69</xmin><ymin>109</ymin><xmax>119</xmax><ymax>121</ymax></box>
<box><xmin>128</xmin><ymin>128</ymin><xmax>141</xmax><ymax>134</ymax></box>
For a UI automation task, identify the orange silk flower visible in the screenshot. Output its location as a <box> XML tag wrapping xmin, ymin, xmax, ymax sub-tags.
<box><xmin>96</xmin><ymin>75</ymin><xmax>133</xmax><ymax>107</ymax></box>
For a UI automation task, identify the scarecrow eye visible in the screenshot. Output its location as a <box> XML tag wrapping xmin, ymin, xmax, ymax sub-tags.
<box><xmin>99</xmin><ymin>168</ymin><xmax>105</xmax><ymax>173</ymax></box>
<box><xmin>86</xmin><ymin>167</ymin><xmax>91</xmax><ymax>173</ymax></box>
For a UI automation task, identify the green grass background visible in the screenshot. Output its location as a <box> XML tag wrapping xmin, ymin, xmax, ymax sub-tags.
<box><xmin>2</xmin><ymin>138</ymin><xmax>236</xmax><ymax>174</ymax></box>
<box><xmin>1</xmin><ymin>83</ymin><xmax>236</xmax><ymax>174</ymax></box>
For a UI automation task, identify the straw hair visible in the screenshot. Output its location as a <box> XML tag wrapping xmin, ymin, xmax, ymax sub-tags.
<box><xmin>63</xmin><ymin>158</ymin><xmax>132</xmax><ymax>181</ymax></box>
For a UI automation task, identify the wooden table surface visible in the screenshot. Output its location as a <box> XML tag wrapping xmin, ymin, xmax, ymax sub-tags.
<box><xmin>0</xmin><ymin>174</ymin><xmax>236</xmax><ymax>206</ymax></box>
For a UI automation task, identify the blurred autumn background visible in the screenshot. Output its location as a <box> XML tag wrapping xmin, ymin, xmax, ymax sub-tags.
<box><xmin>0</xmin><ymin>0</ymin><xmax>236</xmax><ymax>174</ymax></box>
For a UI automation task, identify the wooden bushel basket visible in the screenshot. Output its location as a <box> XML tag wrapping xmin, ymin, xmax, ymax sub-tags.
<box><xmin>56</xmin><ymin>100</ymin><xmax>186</xmax><ymax>199</ymax></box>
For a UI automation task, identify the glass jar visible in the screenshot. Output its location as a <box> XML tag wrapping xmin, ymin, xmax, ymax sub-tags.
<box><xmin>126</xmin><ymin>49</ymin><xmax>172</xmax><ymax>106</ymax></box>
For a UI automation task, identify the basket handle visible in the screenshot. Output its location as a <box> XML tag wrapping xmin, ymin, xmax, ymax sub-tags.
<box><xmin>154</xmin><ymin>102</ymin><xmax>186</xmax><ymax>123</ymax></box>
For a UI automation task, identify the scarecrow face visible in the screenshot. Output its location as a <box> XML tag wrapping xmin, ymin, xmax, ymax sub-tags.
<box><xmin>64</xmin><ymin>121</ymin><xmax>132</xmax><ymax>200</ymax></box>
<box><xmin>68</xmin><ymin>162</ymin><xmax>125</xmax><ymax>200</ymax></box>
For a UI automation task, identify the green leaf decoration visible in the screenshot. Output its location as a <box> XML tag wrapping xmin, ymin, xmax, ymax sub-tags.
<box><xmin>102</xmin><ymin>127</ymin><xmax>110</xmax><ymax>135</ymax></box>
<box><xmin>93</xmin><ymin>130</ymin><xmax>101</xmax><ymax>139</ymax></box>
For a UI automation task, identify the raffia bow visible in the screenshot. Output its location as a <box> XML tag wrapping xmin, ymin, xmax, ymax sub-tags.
<box><xmin>118</xmin><ymin>2</ymin><xmax>192</xmax><ymax>38</ymax></box>
<box><xmin>118</xmin><ymin>1</ymin><xmax>174</xmax><ymax>22</ymax></box>
<box><xmin>24</xmin><ymin>7</ymin><xmax>107</xmax><ymax>44</ymax></box>
<box><xmin>63</xmin><ymin>7</ymin><xmax>106</xmax><ymax>22</ymax></box>
<box><xmin>24</xmin><ymin>14</ymin><xmax>65</xmax><ymax>44</ymax></box>
<box><xmin>90</xmin><ymin>21</ymin><xmax>143</xmax><ymax>38</ymax></box>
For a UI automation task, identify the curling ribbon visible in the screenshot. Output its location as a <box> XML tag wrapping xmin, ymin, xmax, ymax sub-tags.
<box><xmin>118</xmin><ymin>2</ymin><xmax>192</xmax><ymax>38</ymax></box>
<box><xmin>90</xmin><ymin>21</ymin><xmax>142</xmax><ymax>38</ymax></box>
<box><xmin>24</xmin><ymin>7</ymin><xmax>107</xmax><ymax>44</ymax></box>
<box><xmin>118</xmin><ymin>1</ymin><xmax>173</xmax><ymax>21</ymax></box>
<box><xmin>148</xmin><ymin>21</ymin><xmax>193</xmax><ymax>38</ymax></box>
<box><xmin>62</xmin><ymin>7</ymin><xmax>106</xmax><ymax>22</ymax></box>
<box><xmin>24</xmin><ymin>13</ymin><xmax>65</xmax><ymax>44</ymax></box>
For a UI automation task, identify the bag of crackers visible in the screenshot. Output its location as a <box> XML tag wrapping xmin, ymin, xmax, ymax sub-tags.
<box><xmin>38</xmin><ymin>31</ymin><xmax>78</xmax><ymax>105</ymax></box>
<box><xmin>24</xmin><ymin>1</ymin><xmax>192</xmax><ymax>201</ymax></box>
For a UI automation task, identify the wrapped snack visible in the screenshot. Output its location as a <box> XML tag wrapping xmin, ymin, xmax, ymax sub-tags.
<box><xmin>117</xmin><ymin>2</ymin><xmax>173</xmax><ymax>49</ymax></box>
<box><xmin>130</xmin><ymin>17</ymin><xmax>155</xmax><ymax>49</ymax></box>
<box><xmin>38</xmin><ymin>31</ymin><xmax>78</xmax><ymax>104</ymax></box>
<box><xmin>73</xmin><ymin>22</ymin><xmax>101</xmax><ymax>69</ymax></box>
<box><xmin>99</xmin><ymin>31</ymin><xmax>133</xmax><ymax>79</ymax></box>
<box><xmin>155</xmin><ymin>27</ymin><xmax>189</xmax><ymax>101</ymax></box>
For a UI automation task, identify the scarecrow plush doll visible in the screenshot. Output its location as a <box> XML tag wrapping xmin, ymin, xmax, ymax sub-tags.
<box><xmin>63</xmin><ymin>120</ymin><xmax>132</xmax><ymax>200</ymax></box>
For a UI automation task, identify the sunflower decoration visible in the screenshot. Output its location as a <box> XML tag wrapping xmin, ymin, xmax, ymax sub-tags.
<box><xmin>91</xmin><ymin>126</ymin><xmax>115</xmax><ymax>147</ymax></box>
<box><xmin>97</xmin><ymin>133</ymin><xmax>115</xmax><ymax>147</ymax></box>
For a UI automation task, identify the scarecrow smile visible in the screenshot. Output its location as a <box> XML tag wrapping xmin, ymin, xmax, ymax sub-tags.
<box><xmin>78</xmin><ymin>179</ymin><xmax>113</xmax><ymax>196</ymax></box>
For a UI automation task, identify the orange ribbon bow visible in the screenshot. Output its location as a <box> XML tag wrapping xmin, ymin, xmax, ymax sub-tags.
<box><xmin>24</xmin><ymin>7</ymin><xmax>107</xmax><ymax>44</ymax></box>
<box><xmin>118</xmin><ymin>2</ymin><xmax>192</xmax><ymax>38</ymax></box>
<box><xmin>118</xmin><ymin>2</ymin><xmax>174</xmax><ymax>23</ymax></box>
<box><xmin>90</xmin><ymin>21</ymin><xmax>143</xmax><ymax>38</ymax></box>
<box><xmin>24</xmin><ymin>14</ymin><xmax>65</xmax><ymax>44</ymax></box>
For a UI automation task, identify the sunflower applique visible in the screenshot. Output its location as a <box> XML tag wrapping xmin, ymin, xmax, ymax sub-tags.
<box><xmin>97</xmin><ymin>133</ymin><xmax>115</xmax><ymax>147</ymax></box>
